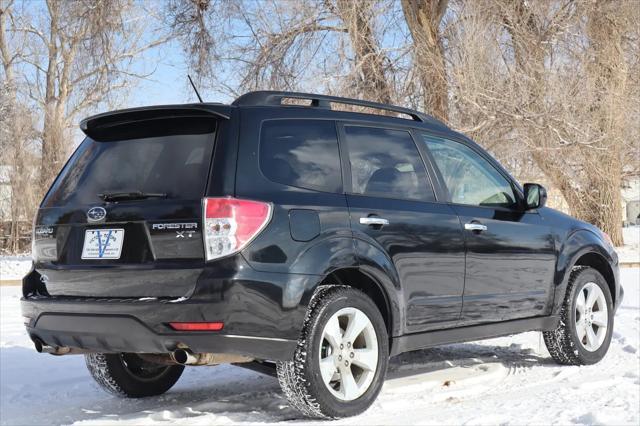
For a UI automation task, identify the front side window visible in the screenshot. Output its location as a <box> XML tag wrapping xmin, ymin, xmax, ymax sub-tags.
<box><xmin>260</xmin><ymin>119</ymin><xmax>342</xmax><ymax>193</ymax></box>
<box><xmin>343</xmin><ymin>126</ymin><xmax>434</xmax><ymax>201</ymax></box>
<box><xmin>422</xmin><ymin>135</ymin><xmax>516</xmax><ymax>208</ymax></box>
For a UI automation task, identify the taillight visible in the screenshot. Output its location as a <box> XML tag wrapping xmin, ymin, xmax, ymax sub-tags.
<box><xmin>202</xmin><ymin>197</ymin><xmax>272</xmax><ymax>261</ymax></box>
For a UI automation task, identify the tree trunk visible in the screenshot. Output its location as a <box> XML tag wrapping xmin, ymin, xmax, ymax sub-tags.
<box><xmin>39</xmin><ymin>0</ymin><xmax>67</xmax><ymax>190</ymax></box>
<box><xmin>533</xmin><ymin>152</ymin><xmax>623</xmax><ymax>244</ymax></box>
<box><xmin>401</xmin><ymin>0</ymin><xmax>448</xmax><ymax>122</ymax></box>
<box><xmin>581</xmin><ymin>170</ymin><xmax>624</xmax><ymax>246</ymax></box>
<box><xmin>501</xmin><ymin>0</ymin><xmax>625</xmax><ymax>246</ymax></box>
<box><xmin>40</xmin><ymin>104</ymin><xmax>68</xmax><ymax>190</ymax></box>
<box><xmin>577</xmin><ymin>0</ymin><xmax>627</xmax><ymax>246</ymax></box>
<box><xmin>1</xmin><ymin>0</ymin><xmax>24</xmax><ymax>252</ymax></box>
<box><xmin>335</xmin><ymin>0</ymin><xmax>393</xmax><ymax>105</ymax></box>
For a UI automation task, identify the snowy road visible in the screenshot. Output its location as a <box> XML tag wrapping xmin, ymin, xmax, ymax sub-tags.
<box><xmin>1</xmin><ymin>269</ymin><xmax>638</xmax><ymax>425</ymax></box>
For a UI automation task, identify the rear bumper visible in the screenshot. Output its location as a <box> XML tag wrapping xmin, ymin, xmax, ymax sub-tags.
<box><xmin>23</xmin><ymin>309</ymin><xmax>296</xmax><ymax>360</ymax></box>
<box><xmin>21</xmin><ymin>255</ymin><xmax>321</xmax><ymax>361</ymax></box>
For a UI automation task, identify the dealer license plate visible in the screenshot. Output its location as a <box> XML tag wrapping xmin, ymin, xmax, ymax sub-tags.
<box><xmin>81</xmin><ymin>229</ymin><xmax>125</xmax><ymax>259</ymax></box>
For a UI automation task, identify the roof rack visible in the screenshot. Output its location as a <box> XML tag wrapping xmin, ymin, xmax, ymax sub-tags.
<box><xmin>232</xmin><ymin>91</ymin><xmax>440</xmax><ymax>124</ymax></box>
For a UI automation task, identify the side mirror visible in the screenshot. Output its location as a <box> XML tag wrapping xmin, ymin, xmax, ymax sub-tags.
<box><xmin>524</xmin><ymin>183</ymin><xmax>547</xmax><ymax>210</ymax></box>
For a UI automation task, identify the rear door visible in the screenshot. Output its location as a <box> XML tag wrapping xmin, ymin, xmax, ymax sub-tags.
<box><xmin>339</xmin><ymin>123</ymin><xmax>465</xmax><ymax>333</ymax></box>
<box><xmin>419</xmin><ymin>135</ymin><xmax>556</xmax><ymax>323</ymax></box>
<box><xmin>33</xmin><ymin>113</ymin><xmax>219</xmax><ymax>298</ymax></box>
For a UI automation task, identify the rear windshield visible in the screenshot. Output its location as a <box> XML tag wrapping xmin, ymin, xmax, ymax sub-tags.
<box><xmin>42</xmin><ymin>131</ymin><xmax>215</xmax><ymax>207</ymax></box>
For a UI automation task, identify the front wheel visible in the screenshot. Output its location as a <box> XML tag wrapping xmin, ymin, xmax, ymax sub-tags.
<box><xmin>85</xmin><ymin>353</ymin><xmax>184</xmax><ymax>398</ymax></box>
<box><xmin>277</xmin><ymin>286</ymin><xmax>389</xmax><ymax>419</ymax></box>
<box><xmin>543</xmin><ymin>266</ymin><xmax>614</xmax><ymax>365</ymax></box>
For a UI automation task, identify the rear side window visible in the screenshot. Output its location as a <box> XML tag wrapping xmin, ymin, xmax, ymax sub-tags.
<box><xmin>343</xmin><ymin>126</ymin><xmax>434</xmax><ymax>202</ymax></box>
<box><xmin>43</xmin><ymin>130</ymin><xmax>215</xmax><ymax>207</ymax></box>
<box><xmin>260</xmin><ymin>120</ymin><xmax>342</xmax><ymax>193</ymax></box>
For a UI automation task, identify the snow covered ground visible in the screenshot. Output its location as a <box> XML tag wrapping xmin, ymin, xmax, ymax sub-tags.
<box><xmin>0</xmin><ymin>256</ymin><xmax>31</xmax><ymax>282</ymax></box>
<box><xmin>1</xmin><ymin>269</ymin><xmax>638</xmax><ymax>425</ymax></box>
<box><xmin>619</xmin><ymin>226</ymin><xmax>640</xmax><ymax>264</ymax></box>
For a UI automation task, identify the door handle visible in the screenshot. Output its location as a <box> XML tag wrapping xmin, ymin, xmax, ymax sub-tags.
<box><xmin>464</xmin><ymin>222</ymin><xmax>487</xmax><ymax>232</ymax></box>
<box><xmin>360</xmin><ymin>217</ymin><xmax>389</xmax><ymax>226</ymax></box>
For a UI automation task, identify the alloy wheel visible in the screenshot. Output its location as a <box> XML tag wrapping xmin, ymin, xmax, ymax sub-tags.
<box><xmin>318</xmin><ymin>307</ymin><xmax>379</xmax><ymax>401</ymax></box>
<box><xmin>575</xmin><ymin>282</ymin><xmax>609</xmax><ymax>352</ymax></box>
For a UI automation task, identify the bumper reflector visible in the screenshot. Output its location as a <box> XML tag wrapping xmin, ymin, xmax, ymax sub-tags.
<box><xmin>168</xmin><ymin>322</ymin><xmax>224</xmax><ymax>331</ymax></box>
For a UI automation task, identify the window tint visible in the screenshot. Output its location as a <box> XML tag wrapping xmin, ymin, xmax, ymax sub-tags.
<box><xmin>260</xmin><ymin>120</ymin><xmax>342</xmax><ymax>193</ymax></box>
<box><xmin>43</xmin><ymin>131</ymin><xmax>215</xmax><ymax>207</ymax></box>
<box><xmin>343</xmin><ymin>126</ymin><xmax>434</xmax><ymax>201</ymax></box>
<box><xmin>422</xmin><ymin>136</ymin><xmax>516</xmax><ymax>208</ymax></box>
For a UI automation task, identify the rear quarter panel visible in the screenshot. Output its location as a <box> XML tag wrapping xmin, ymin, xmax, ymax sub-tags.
<box><xmin>233</xmin><ymin>107</ymin><xmax>405</xmax><ymax>335</ymax></box>
<box><xmin>233</xmin><ymin>107</ymin><xmax>352</xmax><ymax>293</ymax></box>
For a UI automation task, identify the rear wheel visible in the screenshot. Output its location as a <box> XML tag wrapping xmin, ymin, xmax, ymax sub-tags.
<box><xmin>277</xmin><ymin>286</ymin><xmax>389</xmax><ymax>418</ymax></box>
<box><xmin>543</xmin><ymin>266</ymin><xmax>614</xmax><ymax>365</ymax></box>
<box><xmin>85</xmin><ymin>353</ymin><xmax>184</xmax><ymax>398</ymax></box>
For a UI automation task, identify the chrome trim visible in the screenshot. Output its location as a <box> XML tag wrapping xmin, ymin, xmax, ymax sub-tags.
<box><xmin>222</xmin><ymin>334</ymin><xmax>295</xmax><ymax>343</ymax></box>
<box><xmin>464</xmin><ymin>223</ymin><xmax>487</xmax><ymax>232</ymax></box>
<box><xmin>360</xmin><ymin>217</ymin><xmax>390</xmax><ymax>226</ymax></box>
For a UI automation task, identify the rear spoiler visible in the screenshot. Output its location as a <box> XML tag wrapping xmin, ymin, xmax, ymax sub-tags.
<box><xmin>80</xmin><ymin>104</ymin><xmax>231</xmax><ymax>141</ymax></box>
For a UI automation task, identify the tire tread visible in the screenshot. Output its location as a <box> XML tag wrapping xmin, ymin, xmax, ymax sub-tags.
<box><xmin>84</xmin><ymin>353</ymin><xmax>184</xmax><ymax>398</ymax></box>
<box><xmin>543</xmin><ymin>266</ymin><xmax>592</xmax><ymax>365</ymax></box>
<box><xmin>85</xmin><ymin>353</ymin><xmax>128</xmax><ymax>396</ymax></box>
<box><xmin>277</xmin><ymin>285</ymin><xmax>339</xmax><ymax>418</ymax></box>
<box><xmin>277</xmin><ymin>285</ymin><xmax>386</xmax><ymax>419</ymax></box>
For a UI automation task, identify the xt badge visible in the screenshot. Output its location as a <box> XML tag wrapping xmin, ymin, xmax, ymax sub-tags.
<box><xmin>176</xmin><ymin>231</ymin><xmax>195</xmax><ymax>238</ymax></box>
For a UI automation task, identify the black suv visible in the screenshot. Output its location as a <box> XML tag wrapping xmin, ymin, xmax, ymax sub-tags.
<box><xmin>22</xmin><ymin>91</ymin><xmax>622</xmax><ymax>418</ymax></box>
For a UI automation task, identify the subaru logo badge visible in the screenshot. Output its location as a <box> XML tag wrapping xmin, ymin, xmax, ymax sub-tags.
<box><xmin>87</xmin><ymin>207</ymin><xmax>107</xmax><ymax>222</ymax></box>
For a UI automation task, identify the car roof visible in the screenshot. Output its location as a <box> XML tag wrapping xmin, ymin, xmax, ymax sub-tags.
<box><xmin>81</xmin><ymin>91</ymin><xmax>457</xmax><ymax>138</ymax></box>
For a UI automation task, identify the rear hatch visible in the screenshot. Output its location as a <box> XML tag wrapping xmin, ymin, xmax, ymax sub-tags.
<box><xmin>33</xmin><ymin>108</ymin><xmax>223</xmax><ymax>298</ymax></box>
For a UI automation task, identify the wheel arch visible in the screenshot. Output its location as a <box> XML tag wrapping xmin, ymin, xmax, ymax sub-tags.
<box><xmin>553</xmin><ymin>229</ymin><xmax>619</xmax><ymax>315</ymax></box>
<box><xmin>320</xmin><ymin>267</ymin><xmax>397</xmax><ymax>338</ymax></box>
<box><xmin>291</xmin><ymin>236</ymin><xmax>403</xmax><ymax>338</ymax></box>
<box><xmin>573</xmin><ymin>252</ymin><xmax>616</xmax><ymax>306</ymax></box>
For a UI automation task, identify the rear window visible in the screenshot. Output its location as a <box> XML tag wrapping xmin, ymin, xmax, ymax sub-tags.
<box><xmin>259</xmin><ymin>119</ymin><xmax>342</xmax><ymax>193</ymax></box>
<box><xmin>43</xmin><ymin>131</ymin><xmax>215</xmax><ymax>207</ymax></box>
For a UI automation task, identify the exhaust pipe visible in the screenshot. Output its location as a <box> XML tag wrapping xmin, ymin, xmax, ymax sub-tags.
<box><xmin>33</xmin><ymin>338</ymin><xmax>88</xmax><ymax>355</ymax></box>
<box><xmin>169</xmin><ymin>348</ymin><xmax>253</xmax><ymax>366</ymax></box>
<box><xmin>172</xmin><ymin>348</ymin><xmax>198</xmax><ymax>365</ymax></box>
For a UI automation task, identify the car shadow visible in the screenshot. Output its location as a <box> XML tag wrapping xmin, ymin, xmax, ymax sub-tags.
<box><xmin>386</xmin><ymin>341</ymin><xmax>553</xmax><ymax>380</ymax></box>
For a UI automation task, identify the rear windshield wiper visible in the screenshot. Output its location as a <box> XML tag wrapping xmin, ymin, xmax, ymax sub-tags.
<box><xmin>98</xmin><ymin>190</ymin><xmax>167</xmax><ymax>202</ymax></box>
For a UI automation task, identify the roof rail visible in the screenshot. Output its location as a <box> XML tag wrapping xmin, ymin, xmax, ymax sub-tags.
<box><xmin>232</xmin><ymin>91</ymin><xmax>439</xmax><ymax>124</ymax></box>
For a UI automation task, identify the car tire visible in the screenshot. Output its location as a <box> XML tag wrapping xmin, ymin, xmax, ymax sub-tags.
<box><xmin>85</xmin><ymin>353</ymin><xmax>184</xmax><ymax>398</ymax></box>
<box><xmin>543</xmin><ymin>266</ymin><xmax>614</xmax><ymax>365</ymax></box>
<box><xmin>277</xmin><ymin>286</ymin><xmax>389</xmax><ymax>419</ymax></box>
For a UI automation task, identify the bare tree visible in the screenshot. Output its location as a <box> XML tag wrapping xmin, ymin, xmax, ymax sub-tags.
<box><xmin>165</xmin><ymin>0</ymin><xmax>396</xmax><ymax>104</ymax></box>
<box><xmin>0</xmin><ymin>0</ymin><xmax>168</xmax><ymax>253</ymax></box>
<box><xmin>12</xmin><ymin>0</ymin><xmax>167</xmax><ymax>189</ymax></box>
<box><xmin>577</xmin><ymin>0</ymin><xmax>636</xmax><ymax>244</ymax></box>
<box><xmin>445</xmin><ymin>0</ymin><xmax>638</xmax><ymax>245</ymax></box>
<box><xmin>401</xmin><ymin>0</ymin><xmax>448</xmax><ymax>121</ymax></box>
<box><xmin>500</xmin><ymin>0</ymin><xmax>637</xmax><ymax>245</ymax></box>
<box><xmin>333</xmin><ymin>0</ymin><xmax>393</xmax><ymax>104</ymax></box>
<box><xmin>1</xmin><ymin>0</ymin><xmax>38</xmax><ymax>252</ymax></box>
<box><xmin>165</xmin><ymin>0</ymin><xmax>218</xmax><ymax>84</ymax></box>
<box><xmin>3</xmin><ymin>0</ymin><xmax>636</xmax><ymax>253</ymax></box>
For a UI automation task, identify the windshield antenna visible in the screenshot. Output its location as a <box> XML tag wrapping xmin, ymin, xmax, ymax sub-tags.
<box><xmin>187</xmin><ymin>74</ymin><xmax>204</xmax><ymax>103</ymax></box>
